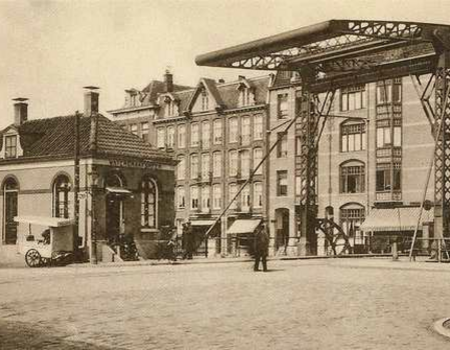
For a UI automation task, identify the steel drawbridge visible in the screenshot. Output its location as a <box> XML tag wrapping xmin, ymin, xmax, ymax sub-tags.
<box><xmin>196</xmin><ymin>20</ymin><xmax>450</xmax><ymax>255</ymax></box>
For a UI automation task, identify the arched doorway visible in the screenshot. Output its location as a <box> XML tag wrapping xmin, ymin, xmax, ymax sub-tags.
<box><xmin>105</xmin><ymin>173</ymin><xmax>126</xmax><ymax>245</ymax></box>
<box><xmin>275</xmin><ymin>208</ymin><xmax>290</xmax><ymax>253</ymax></box>
<box><xmin>3</xmin><ymin>177</ymin><xmax>19</xmax><ymax>244</ymax></box>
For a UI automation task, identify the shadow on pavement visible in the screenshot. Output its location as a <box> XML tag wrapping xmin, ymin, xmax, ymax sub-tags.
<box><xmin>0</xmin><ymin>321</ymin><xmax>123</xmax><ymax>350</ymax></box>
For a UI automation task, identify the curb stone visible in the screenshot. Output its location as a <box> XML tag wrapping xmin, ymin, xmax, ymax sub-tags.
<box><xmin>433</xmin><ymin>318</ymin><xmax>450</xmax><ymax>340</ymax></box>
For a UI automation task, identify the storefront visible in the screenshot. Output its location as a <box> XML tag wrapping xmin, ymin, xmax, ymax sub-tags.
<box><xmin>0</xmin><ymin>94</ymin><xmax>176</xmax><ymax>262</ymax></box>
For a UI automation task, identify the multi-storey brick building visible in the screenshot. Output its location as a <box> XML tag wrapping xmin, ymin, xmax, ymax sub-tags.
<box><xmin>110</xmin><ymin>73</ymin><xmax>272</xmax><ymax>256</ymax></box>
<box><xmin>268</xmin><ymin>71</ymin><xmax>436</xmax><ymax>255</ymax></box>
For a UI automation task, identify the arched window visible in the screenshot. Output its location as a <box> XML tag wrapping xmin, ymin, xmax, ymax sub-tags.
<box><xmin>53</xmin><ymin>175</ymin><xmax>71</xmax><ymax>218</ymax></box>
<box><xmin>3</xmin><ymin>177</ymin><xmax>19</xmax><ymax>244</ymax></box>
<box><xmin>141</xmin><ymin>177</ymin><xmax>157</xmax><ymax>228</ymax></box>
<box><xmin>340</xmin><ymin>160</ymin><xmax>365</xmax><ymax>193</ymax></box>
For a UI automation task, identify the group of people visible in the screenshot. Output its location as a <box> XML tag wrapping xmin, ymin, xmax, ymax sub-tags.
<box><xmin>164</xmin><ymin>220</ymin><xmax>270</xmax><ymax>271</ymax></box>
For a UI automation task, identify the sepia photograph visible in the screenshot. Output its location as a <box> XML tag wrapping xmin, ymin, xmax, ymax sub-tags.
<box><xmin>1</xmin><ymin>0</ymin><xmax>450</xmax><ymax>349</ymax></box>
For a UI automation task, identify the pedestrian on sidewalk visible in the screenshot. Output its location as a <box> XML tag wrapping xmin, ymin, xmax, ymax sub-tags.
<box><xmin>182</xmin><ymin>221</ymin><xmax>194</xmax><ymax>260</ymax></box>
<box><xmin>254</xmin><ymin>223</ymin><xmax>269</xmax><ymax>272</ymax></box>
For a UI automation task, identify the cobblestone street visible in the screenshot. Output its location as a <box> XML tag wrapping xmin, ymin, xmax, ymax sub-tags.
<box><xmin>1</xmin><ymin>258</ymin><xmax>450</xmax><ymax>349</ymax></box>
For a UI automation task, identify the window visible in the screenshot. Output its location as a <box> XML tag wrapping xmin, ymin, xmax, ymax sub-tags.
<box><xmin>253</xmin><ymin>148</ymin><xmax>263</xmax><ymax>175</ymax></box>
<box><xmin>295</xmin><ymin>176</ymin><xmax>302</xmax><ymax>196</ymax></box>
<box><xmin>202</xmin><ymin>121</ymin><xmax>210</xmax><ymax>149</ymax></box>
<box><xmin>177</xmin><ymin>156</ymin><xmax>185</xmax><ymax>180</ymax></box>
<box><xmin>213</xmin><ymin>151</ymin><xmax>222</xmax><ymax>178</ymax></box>
<box><xmin>191</xmin><ymin>186</ymin><xmax>199</xmax><ymax>209</ymax></box>
<box><xmin>341</xmin><ymin>121</ymin><xmax>366</xmax><ymax>152</ymax></box>
<box><xmin>164</xmin><ymin>99</ymin><xmax>175</xmax><ymax>117</ymax></box>
<box><xmin>340</xmin><ymin>162</ymin><xmax>365</xmax><ymax>193</ymax></box>
<box><xmin>277</xmin><ymin>170</ymin><xmax>288</xmax><ymax>196</ymax></box>
<box><xmin>340</xmin><ymin>85</ymin><xmax>366</xmax><ymax>111</ymax></box>
<box><xmin>178</xmin><ymin>124</ymin><xmax>186</xmax><ymax>148</ymax></box>
<box><xmin>277</xmin><ymin>132</ymin><xmax>288</xmax><ymax>158</ymax></box>
<box><xmin>213</xmin><ymin>119</ymin><xmax>222</xmax><ymax>144</ymax></box>
<box><xmin>229</xmin><ymin>150</ymin><xmax>238</xmax><ymax>176</ymax></box>
<box><xmin>340</xmin><ymin>204</ymin><xmax>365</xmax><ymax>239</ymax></box>
<box><xmin>241</xmin><ymin>186</ymin><xmax>250</xmax><ymax>211</ymax></box>
<box><xmin>213</xmin><ymin>184</ymin><xmax>222</xmax><ymax>209</ymax></box>
<box><xmin>241</xmin><ymin>116</ymin><xmax>251</xmax><ymax>144</ymax></box>
<box><xmin>5</xmin><ymin>135</ymin><xmax>17</xmax><ymax>159</ymax></box>
<box><xmin>190</xmin><ymin>154</ymin><xmax>199</xmax><ymax>179</ymax></box>
<box><xmin>53</xmin><ymin>175</ymin><xmax>71</xmax><ymax>218</ymax></box>
<box><xmin>229</xmin><ymin>118</ymin><xmax>238</xmax><ymax>143</ymax></box>
<box><xmin>376</xmin><ymin>80</ymin><xmax>402</xmax><ymax>105</ymax></box>
<box><xmin>376</xmin><ymin>163</ymin><xmax>401</xmax><ymax>192</ymax></box>
<box><xmin>201</xmin><ymin>153</ymin><xmax>210</xmax><ymax>179</ymax></box>
<box><xmin>377</xmin><ymin>84</ymin><xmax>392</xmax><ymax>104</ymax></box>
<box><xmin>157</xmin><ymin>127</ymin><xmax>165</xmax><ymax>148</ymax></box>
<box><xmin>254</xmin><ymin>114</ymin><xmax>263</xmax><ymax>140</ymax></box>
<box><xmin>253</xmin><ymin>182</ymin><xmax>263</xmax><ymax>208</ymax></box>
<box><xmin>201</xmin><ymin>186</ymin><xmax>210</xmax><ymax>212</ymax></box>
<box><xmin>240</xmin><ymin>150</ymin><xmax>250</xmax><ymax>178</ymax></box>
<box><xmin>141</xmin><ymin>122</ymin><xmax>149</xmax><ymax>142</ymax></box>
<box><xmin>376</xmin><ymin>120</ymin><xmax>402</xmax><ymax>148</ymax></box>
<box><xmin>3</xmin><ymin>177</ymin><xmax>18</xmax><ymax>244</ymax></box>
<box><xmin>238</xmin><ymin>87</ymin><xmax>253</xmax><ymax>107</ymax></box>
<box><xmin>191</xmin><ymin>123</ymin><xmax>200</xmax><ymax>147</ymax></box>
<box><xmin>201</xmin><ymin>91</ymin><xmax>209</xmax><ymax>111</ymax></box>
<box><xmin>228</xmin><ymin>183</ymin><xmax>238</xmax><ymax>209</ymax></box>
<box><xmin>141</xmin><ymin>177</ymin><xmax>157</xmax><ymax>228</ymax></box>
<box><xmin>277</xmin><ymin>94</ymin><xmax>288</xmax><ymax>119</ymax></box>
<box><xmin>130</xmin><ymin>124</ymin><xmax>138</xmax><ymax>136</ymax></box>
<box><xmin>166</xmin><ymin>126</ymin><xmax>175</xmax><ymax>148</ymax></box>
<box><xmin>177</xmin><ymin>187</ymin><xmax>185</xmax><ymax>209</ymax></box>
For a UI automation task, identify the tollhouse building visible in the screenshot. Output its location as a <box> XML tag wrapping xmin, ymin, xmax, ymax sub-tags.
<box><xmin>0</xmin><ymin>89</ymin><xmax>176</xmax><ymax>262</ymax></box>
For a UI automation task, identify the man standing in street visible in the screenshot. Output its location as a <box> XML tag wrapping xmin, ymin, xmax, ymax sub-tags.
<box><xmin>254</xmin><ymin>223</ymin><xmax>269</xmax><ymax>272</ymax></box>
<box><xmin>182</xmin><ymin>221</ymin><xmax>195</xmax><ymax>260</ymax></box>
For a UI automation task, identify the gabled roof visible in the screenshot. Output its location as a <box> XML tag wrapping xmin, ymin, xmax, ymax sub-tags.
<box><xmin>2</xmin><ymin>114</ymin><xmax>175</xmax><ymax>164</ymax></box>
<box><xmin>140</xmin><ymin>80</ymin><xmax>193</xmax><ymax>106</ymax></box>
<box><xmin>185</xmin><ymin>78</ymin><xmax>226</xmax><ymax>112</ymax></box>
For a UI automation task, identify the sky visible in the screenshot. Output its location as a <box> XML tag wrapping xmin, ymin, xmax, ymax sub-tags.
<box><xmin>1</xmin><ymin>0</ymin><xmax>450</xmax><ymax>129</ymax></box>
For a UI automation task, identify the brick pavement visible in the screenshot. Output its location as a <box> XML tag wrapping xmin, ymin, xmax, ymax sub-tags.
<box><xmin>1</xmin><ymin>258</ymin><xmax>450</xmax><ymax>349</ymax></box>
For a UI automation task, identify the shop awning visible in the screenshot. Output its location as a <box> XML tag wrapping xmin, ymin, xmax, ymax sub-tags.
<box><xmin>227</xmin><ymin>219</ymin><xmax>261</xmax><ymax>234</ymax></box>
<box><xmin>190</xmin><ymin>220</ymin><xmax>216</xmax><ymax>226</ymax></box>
<box><xmin>360</xmin><ymin>207</ymin><xmax>434</xmax><ymax>232</ymax></box>
<box><xmin>14</xmin><ymin>216</ymin><xmax>74</xmax><ymax>227</ymax></box>
<box><xmin>106</xmin><ymin>187</ymin><xmax>132</xmax><ymax>195</ymax></box>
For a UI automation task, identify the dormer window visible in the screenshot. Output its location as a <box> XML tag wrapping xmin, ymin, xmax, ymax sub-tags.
<box><xmin>201</xmin><ymin>91</ymin><xmax>209</xmax><ymax>111</ymax></box>
<box><xmin>238</xmin><ymin>87</ymin><xmax>254</xmax><ymax>107</ymax></box>
<box><xmin>164</xmin><ymin>96</ymin><xmax>178</xmax><ymax>117</ymax></box>
<box><xmin>5</xmin><ymin>135</ymin><xmax>17</xmax><ymax>159</ymax></box>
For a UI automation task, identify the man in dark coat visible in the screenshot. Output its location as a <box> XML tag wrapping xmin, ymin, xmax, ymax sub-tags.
<box><xmin>254</xmin><ymin>224</ymin><xmax>269</xmax><ymax>271</ymax></box>
<box><xmin>182</xmin><ymin>221</ymin><xmax>194</xmax><ymax>260</ymax></box>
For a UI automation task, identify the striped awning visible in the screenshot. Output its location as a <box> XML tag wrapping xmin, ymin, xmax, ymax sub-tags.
<box><xmin>360</xmin><ymin>207</ymin><xmax>434</xmax><ymax>232</ymax></box>
<box><xmin>227</xmin><ymin>219</ymin><xmax>261</xmax><ymax>234</ymax></box>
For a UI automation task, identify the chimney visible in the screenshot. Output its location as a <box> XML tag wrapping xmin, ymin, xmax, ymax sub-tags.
<box><xmin>84</xmin><ymin>86</ymin><xmax>100</xmax><ymax>117</ymax></box>
<box><xmin>13</xmin><ymin>97</ymin><xmax>28</xmax><ymax>125</ymax></box>
<box><xmin>164</xmin><ymin>69</ymin><xmax>174</xmax><ymax>93</ymax></box>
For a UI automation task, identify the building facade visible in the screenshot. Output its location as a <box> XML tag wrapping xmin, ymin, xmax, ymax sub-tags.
<box><xmin>0</xmin><ymin>90</ymin><xmax>176</xmax><ymax>262</ymax></box>
<box><xmin>268</xmin><ymin>71</ymin><xmax>436</xmax><ymax>256</ymax></box>
<box><xmin>110</xmin><ymin>73</ymin><xmax>272</xmax><ymax>256</ymax></box>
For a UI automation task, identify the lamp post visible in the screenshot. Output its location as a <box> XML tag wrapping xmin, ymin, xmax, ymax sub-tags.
<box><xmin>88</xmin><ymin>169</ymin><xmax>99</xmax><ymax>264</ymax></box>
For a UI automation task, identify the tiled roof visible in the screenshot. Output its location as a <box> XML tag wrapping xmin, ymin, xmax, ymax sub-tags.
<box><xmin>141</xmin><ymin>80</ymin><xmax>194</xmax><ymax>106</ymax></box>
<box><xmin>170</xmin><ymin>75</ymin><xmax>271</xmax><ymax>114</ymax></box>
<box><xmin>14</xmin><ymin>114</ymin><xmax>174</xmax><ymax>163</ymax></box>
